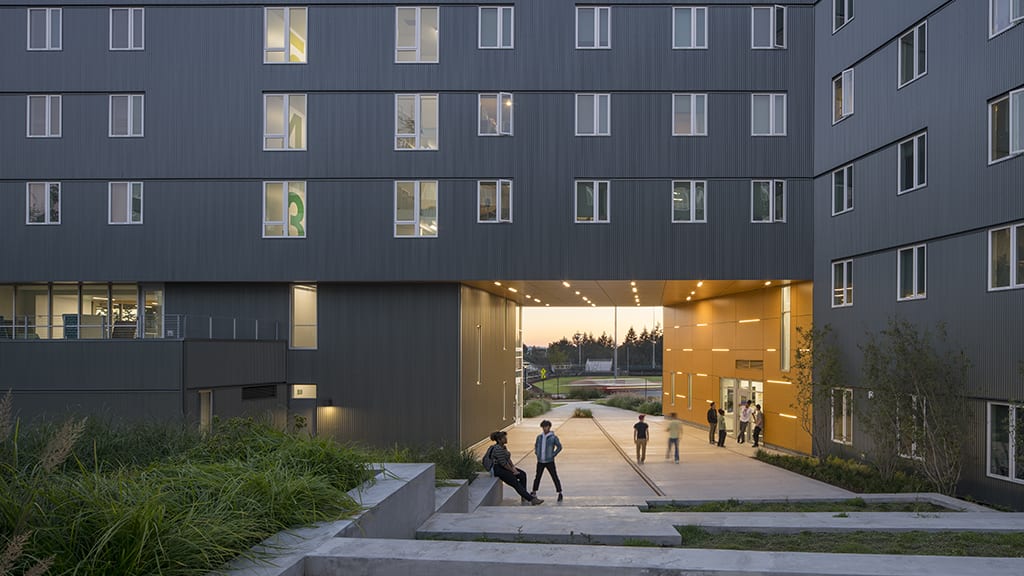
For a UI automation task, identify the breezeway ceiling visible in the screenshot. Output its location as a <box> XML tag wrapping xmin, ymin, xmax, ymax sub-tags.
<box><xmin>462</xmin><ymin>279</ymin><xmax>794</xmax><ymax>308</ymax></box>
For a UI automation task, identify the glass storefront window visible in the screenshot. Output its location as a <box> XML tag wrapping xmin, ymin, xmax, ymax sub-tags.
<box><xmin>143</xmin><ymin>287</ymin><xmax>163</xmax><ymax>339</ymax></box>
<box><xmin>51</xmin><ymin>284</ymin><xmax>78</xmax><ymax>339</ymax></box>
<box><xmin>14</xmin><ymin>285</ymin><xmax>49</xmax><ymax>339</ymax></box>
<box><xmin>81</xmin><ymin>284</ymin><xmax>109</xmax><ymax>339</ymax></box>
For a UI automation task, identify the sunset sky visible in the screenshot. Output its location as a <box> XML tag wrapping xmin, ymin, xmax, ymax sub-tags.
<box><xmin>521</xmin><ymin>306</ymin><xmax>663</xmax><ymax>347</ymax></box>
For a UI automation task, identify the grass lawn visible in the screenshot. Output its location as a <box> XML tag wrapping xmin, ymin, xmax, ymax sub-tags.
<box><xmin>648</xmin><ymin>498</ymin><xmax>952</xmax><ymax>513</ymax></box>
<box><xmin>531</xmin><ymin>375</ymin><xmax>662</xmax><ymax>395</ymax></box>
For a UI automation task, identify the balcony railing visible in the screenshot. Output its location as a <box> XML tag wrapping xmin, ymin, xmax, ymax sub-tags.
<box><xmin>0</xmin><ymin>314</ymin><xmax>282</xmax><ymax>341</ymax></box>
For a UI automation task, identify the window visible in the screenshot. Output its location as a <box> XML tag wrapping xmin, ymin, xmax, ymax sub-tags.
<box><xmin>990</xmin><ymin>0</ymin><xmax>1023</xmax><ymax>37</ymax></box>
<box><xmin>751</xmin><ymin>94</ymin><xmax>786</xmax><ymax>136</ymax></box>
<box><xmin>780</xmin><ymin>285</ymin><xmax>791</xmax><ymax>372</ymax></box>
<box><xmin>751</xmin><ymin>5</ymin><xmax>785</xmax><ymax>49</ymax></box>
<box><xmin>831</xmin><ymin>388</ymin><xmax>853</xmax><ymax>445</ymax></box>
<box><xmin>109</xmin><ymin>182</ymin><xmax>143</xmax><ymax>224</ymax></box>
<box><xmin>110</xmin><ymin>7</ymin><xmax>144</xmax><ymax>50</ymax></box>
<box><xmin>263</xmin><ymin>181</ymin><xmax>306</xmax><ymax>237</ymax></box>
<box><xmin>479</xmin><ymin>93</ymin><xmax>513</xmax><ymax>136</ymax></box>
<box><xmin>27</xmin><ymin>8</ymin><xmax>61</xmax><ymax>50</ymax></box>
<box><xmin>396</xmin><ymin>94</ymin><xmax>438</xmax><ymax>149</ymax></box>
<box><xmin>395</xmin><ymin>181</ymin><xmax>438</xmax><ymax>237</ymax></box>
<box><xmin>290</xmin><ymin>284</ymin><xmax>317</xmax><ymax>349</ymax></box>
<box><xmin>897</xmin><ymin>244</ymin><xmax>926</xmax><ymax>300</ymax></box>
<box><xmin>671</xmin><ymin>180</ymin><xmax>706</xmax><ymax>223</ymax></box>
<box><xmin>395</xmin><ymin>7</ymin><xmax>438</xmax><ymax>63</ymax></box>
<box><xmin>575</xmin><ymin>180</ymin><xmax>609</xmax><ymax>223</ymax></box>
<box><xmin>833</xmin><ymin>68</ymin><xmax>854</xmax><ymax>123</ymax></box>
<box><xmin>687</xmin><ymin>374</ymin><xmax>693</xmax><ymax>411</ymax></box>
<box><xmin>834</xmin><ymin>0</ymin><xmax>854</xmax><ymax>32</ymax></box>
<box><xmin>478</xmin><ymin>180</ymin><xmax>512</xmax><ymax>223</ymax></box>
<box><xmin>576</xmin><ymin>94</ymin><xmax>610</xmax><ymax>136</ymax></box>
<box><xmin>832</xmin><ymin>259</ymin><xmax>853</xmax><ymax>307</ymax></box>
<box><xmin>27</xmin><ymin>95</ymin><xmax>61</xmax><ymax>138</ymax></box>
<box><xmin>672</xmin><ymin>94</ymin><xmax>707</xmax><ymax>136</ymax></box>
<box><xmin>479</xmin><ymin>6</ymin><xmax>513</xmax><ymax>49</ymax></box>
<box><xmin>897</xmin><ymin>394</ymin><xmax>926</xmax><ymax>460</ymax></box>
<box><xmin>832</xmin><ymin>164</ymin><xmax>854</xmax><ymax>215</ymax></box>
<box><xmin>989</xmin><ymin>88</ymin><xmax>1024</xmax><ymax>163</ymax></box>
<box><xmin>576</xmin><ymin>6</ymin><xmax>610</xmax><ymax>49</ymax></box>
<box><xmin>751</xmin><ymin>180</ymin><xmax>785</xmax><ymax>222</ymax></box>
<box><xmin>898</xmin><ymin>22</ymin><xmax>926</xmax><ymax>88</ymax></box>
<box><xmin>26</xmin><ymin>182</ymin><xmax>60</xmax><ymax>225</ymax></box>
<box><xmin>988</xmin><ymin>402</ymin><xmax>1024</xmax><ymax>483</ymax></box>
<box><xmin>673</xmin><ymin>7</ymin><xmax>707</xmax><ymax>49</ymax></box>
<box><xmin>264</xmin><ymin>7</ymin><xmax>307</xmax><ymax>63</ymax></box>
<box><xmin>109</xmin><ymin>94</ymin><xmax>144</xmax><ymax>137</ymax></box>
<box><xmin>989</xmin><ymin>223</ymin><xmax>1024</xmax><ymax>290</ymax></box>
<box><xmin>264</xmin><ymin>94</ymin><xmax>306</xmax><ymax>150</ymax></box>
<box><xmin>898</xmin><ymin>132</ymin><xmax>927</xmax><ymax>193</ymax></box>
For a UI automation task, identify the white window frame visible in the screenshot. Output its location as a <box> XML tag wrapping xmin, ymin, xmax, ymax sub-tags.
<box><xmin>671</xmin><ymin>180</ymin><xmax>707</xmax><ymax>223</ymax></box>
<box><xmin>832</xmin><ymin>259</ymin><xmax>853</xmax><ymax>307</ymax></box>
<box><xmin>109</xmin><ymin>7</ymin><xmax>144</xmax><ymax>51</ymax></box>
<box><xmin>575</xmin><ymin>6</ymin><xmax>610</xmax><ymax>49</ymax></box>
<box><xmin>833</xmin><ymin>68</ymin><xmax>854</xmax><ymax>124</ymax></box>
<box><xmin>672</xmin><ymin>93</ymin><xmax>707</xmax><ymax>136</ymax></box>
<box><xmin>987</xmin><ymin>402</ymin><xmax>1024</xmax><ymax>484</ymax></box>
<box><xmin>575</xmin><ymin>93</ymin><xmax>610</xmax><ymax>136</ymax></box>
<box><xmin>262</xmin><ymin>181</ymin><xmax>307</xmax><ymax>238</ymax></box>
<box><xmin>897</xmin><ymin>244</ymin><xmax>927</xmax><ymax>301</ymax></box>
<box><xmin>672</xmin><ymin>6</ymin><xmax>707</xmax><ymax>50</ymax></box>
<box><xmin>897</xmin><ymin>22</ymin><xmax>927</xmax><ymax>89</ymax></box>
<box><xmin>751</xmin><ymin>5</ymin><xmax>785</xmax><ymax>49</ymax></box>
<box><xmin>988</xmin><ymin>88</ymin><xmax>1024</xmax><ymax>164</ymax></box>
<box><xmin>751</xmin><ymin>93</ymin><xmax>786</xmax><ymax>136</ymax></box>
<box><xmin>988</xmin><ymin>223</ymin><xmax>1024</xmax><ymax>290</ymax></box>
<box><xmin>831</xmin><ymin>387</ymin><xmax>853</xmax><ymax>445</ymax></box>
<box><xmin>897</xmin><ymin>132</ymin><xmax>927</xmax><ymax>194</ymax></box>
<box><xmin>478</xmin><ymin>6</ymin><xmax>513</xmax><ymax>49</ymax></box>
<box><xmin>750</xmin><ymin>180</ymin><xmax>785</xmax><ymax>223</ymax></box>
<box><xmin>832</xmin><ymin>164</ymin><xmax>853</xmax><ymax>215</ymax></box>
<box><xmin>109</xmin><ymin>94</ymin><xmax>144</xmax><ymax>138</ymax></box>
<box><xmin>26</xmin><ymin>95</ymin><xmax>61</xmax><ymax>138</ymax></box>
<box><xmin>108</xmin><ymin>181</ymin><xmax>144</xmax><ymax>225</ymax></box>
<box><xmin>990</xmin><ymin>0</ymin><xmax>1024</xmax><ymax>38</ymax></box>
<box><xmin>833</xmin><ymin>0</ymin><xmax>854</xmax><ymax>33</ymax></box>
<box><xmin>479</xmin><ymin>93</ymin><xmax>513</xmax><ymax>136</ymax></box>
<box><xmin>264</xmin><ymin>7</ymin><xmax>308</xmax><ymax>64</ymax></box>
<box><xmin>263</xmin><ymin>93</ymin><xmax>307</xmax><ymax>151</ymax></box>
<box><xmin>395</xmin><ymin>93</ymin><xmax>439</xmax><ymax>150</ymax></box>
<box><xmin>574</xmin><ymin>180</ymin><xmax>610</xmax><ymax>224</ymax></box>
<box><xmin>477</xmin><ymin>180</ymin><xmax>513</xmax><ymax>223</ymax></box>
<box><xmin>27</xmin><ymin>8</ymin><xmax>61</xmax><ymax>51</ymax></box>
<box><xmin>26</xmin><ymin>182</ymin><xmax>61</xmax><ymax>225</ymax></box>
<box><xmin>395</xmin><ymin>6</ymin><xmax>439</xmax><ymax>63</ymax></box>
<box><xmin>394</xmin><ymin>180</ymin><xmax>439</xmax><ymax>238</ymax></box>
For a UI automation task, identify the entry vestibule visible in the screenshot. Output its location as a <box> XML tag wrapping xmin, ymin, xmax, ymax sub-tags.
<box><xmin>719</xmin><ymin>378</ymin><xmax>762</xmax><ymax>437</ymax></box>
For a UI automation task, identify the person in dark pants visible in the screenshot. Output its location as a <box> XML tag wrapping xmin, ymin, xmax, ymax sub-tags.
<box><xmin>489</xmin><ymin>431</ymin><xmax>543</xmax><ymax>505</ymax></box>
<box><xmin>752</xmin><ymin>404</ymin><xmax>765</xmax><ymax>448</ymax></box>
<box><xmin>716</xmin><ymin>408</ymin><xmax>727</xmax><ymax>447</ymax></box>
<box><xmin>532</xmin><ymin>420</ymin><xmax>564</xmax><ymax>502</ymax></box>
<box><xmin>707</xmin><ymin>402</ymin><xmax>718</xmax><ymax>445</ymax></box>
<box><xmin>633</xmin><ymin>414</ymin><xmax>649</xmax><ymax>464</ymax></box>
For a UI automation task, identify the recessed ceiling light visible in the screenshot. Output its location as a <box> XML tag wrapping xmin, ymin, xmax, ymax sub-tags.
<box><xmin>534</xmin><ymin>298</ymin><xmax>541</xmax><ymax>303</ymax></box>
<box><xmin>697</xmin><ymin>281</ymin><xmax>704</xmax><ymax>287</ymax></box>
<box><xmin>494</xmin><ymin>281</ymin><xmax>502</xmax><ymax>286</ymax></box>
<box><xmin>575</xmin><ymin>291</ymin><xmax>580</xmax><ymax>295</ymax></box>
<box><xmin>690</xmin><ymin>291</ymin><xmax>695</xmax><ymax>295</ymax></box>
<box><xmin>508</xmin><ymin>287</ymin><xmax>517</xmax><ymax>293</ymax></box>
<box><xmin>631</xmin><ymin>287</ymin><xmax>637</xmax><ymax>293</ymax></box>
<box><xmin>764</xmin><ymin>281</ymin><xmax>772</xmax><ymax>286</ymax></box>
<box><xmin>686</xmin><ymin>296</ymin><xmax>691</xmax><ymax>301</ymax></box>
<box><xmin>630</xmin><ymin>281</ymin><xmax>636</xmax><ymax>286</ymax></box>
<box><xmin>562</xmin><ymin>281</ymin><xmax>571</xmax><ymax>288</ymax></box>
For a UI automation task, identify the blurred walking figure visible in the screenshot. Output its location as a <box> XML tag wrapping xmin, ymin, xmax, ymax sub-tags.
<box><xmin>665</xmin><ymin>413</ymin><xmax>682</xmax><ymax>463</ymax></box>
<box><xmin>532</xmin><ymin>420</ymin><xmax>564</xmax><ymax>502</ymax></box>
<box><xmin>633</xmin><ymin>414</ymin><xmax>649</xmax><ymax>464</ymax></box>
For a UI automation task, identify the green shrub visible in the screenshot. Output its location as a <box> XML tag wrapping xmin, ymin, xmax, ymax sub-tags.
<box><xmin>603</xmin><ymin>394</ymin><xmax>645</xmax><ymax>411</ymax></box>
<box><xmin>637</xmin><ymin>401</ymin><xmax>662</xmax><ymax>416</ymax></box>
<box><xmin>568</xmin><ymin>387</ymin><xmax>603</xmax><ymax>400</ymax></box>
<box><xmin>755</xmin><ymin>452</ymin><xmax>933</xmax><ymax>493</ymax></box>
<box><xmin>523</xmin><ymin>398</ymin><xmax>551</xmax><ymax>418</ymax></box>
<box><xmin>573</xmin><ymin>408</ymin><xmax>593</xmax><ymax>418</ymax></box>
<box><xmin>366</xmin><ymin>442</ymin><xmax>480</xmax><ymax>482</ymax></box>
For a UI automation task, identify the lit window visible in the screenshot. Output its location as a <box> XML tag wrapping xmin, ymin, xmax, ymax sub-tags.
<box><xmin>751</xmin><ymin>5</ymin><xmax>785</xmax><ymax>49</ymax></box>
<box><xmin>832</xmin><ymin>259</ymin><xmax>853</xmax><ymax>307</ymax></box>
<box><xmin>479</xmin><ymin>93</ymin><xmax>513</xmax><ymax>136</ymax></box>
<box><xmin>27</xmin><ymin>8</ymin><xmax>61</xmax><ymax>50</ymax></box>
<box><xmin>110</xmin><ymin>7</ymin><xmax>144</xmax><ymax>50</ymax></box>
<box><xmin>671</xmin><ymin>180</ymin><xmax>706</xmax><ymax>223</ymax></box>
<box><xmin>264</xmin><ymin>7</ymin><xmax>307</xmax><ymax>63</ymax></box>
<box><xmin>898</xmin><ymin>132</ymin><xmax>927</xmax><ymax>194</ymax></box>
<box><xmin>26</xmin><ymin>182</ymin><xmax>60</xmax><ymax>225</ymax></box>
<box><xmin>673</xmin><ymin>7</ymin><xmax>707</xmax><ymax>49</ymax></box>
<box><xmin>27</xmin><ymin>95</ymin><xmax>61</xmax><ymax>137</ymax></box>
<box><xmin>395</xmin><ymin>181</ymin><xmax>438</xmax><ymax>237</ymax></box>
<box><xmin>751</xmin><ymin>180</ymin><xmax>785</xmax><ymax>223</ymax></box>
<box><xmin>264</xmin><ymin>94</ymin><xmax>306</xmax><ymax>150</ymax></box>
<box><xmin>898</xmin><ymin>21</ymin><xmax>927</xmax><ymax>88</ymax></box>
<box><xmin>832</xmin><ymin>164</ymin><xmax>853</xmax><ymax>215</ymax></box>
<box><xmin>831</xmin><ymin>388</ymin><xmax>853</xmax><ymax>444</ymax></box>
<box><xmin>396</xmin><ymin>94</ymin><xmax>438</xmax><ymax>149</ymax></box>
<box><xmin>833</xmin><ymin>68</ymin><xmax>854</xmax><ymax>123</ymax></box>
<box><xmin>751</xmin><ymin>93</ymin><xmax>786</xmax><ymax>136</ymax></box>
<box><xmin>897</xmin><ymin>244</ymin><xmax>926</xmax><ymax>300</ymax></box>
<box><xmin>988</xmin><ymin>402</ymin><xmax>1024</xmax><ymax>483</ymax></box>
<box><xmin>673</xmin><ymin>94</ymin><xmax>707</xmax><ymax>136</ymax></box>
<box><xmin>834</xmin><ymin>0</ymin><xmax>854</xmax><ymax>32</ymax></box>
<box><xmin>989</xmin><ymin>223</ymin><xmax>1024</xmax><ymax>290</ymax></box>
<box><xmin>478</xmin><ymin>180</ymin><xmax>512</xmax><ymax>223</ymax></box>
<box><xmin>263</xmin><ymin>181</ymin><xmax>306</xmax><ymax>238</ymax></box>
<box><xmin>290</xmin><ymin>284</ymin><xmax>317</xmax><ymax>349</ymax></box>
<box><xmin>395</xmin><ymin>6</ymin><xmax>438</xmax><ymax>63</ymax></box>
<box><xmin>576</xmin><ymin>94</ymin><xmax>610</xmax><ymax>136</ymax></box>
<box><xmin>479</xmin><ymin>6</ymin><xmax>513</xmax><ymax>49</ymax></box>
<box><xmin>576</xmin><ymin>6</ymin><xmax>610</xmax><ymax>49</ymax></box>
<box><xmin>989</xmin><ymin>88</ymin><xmax>1024</xmax><ymax>163</ymax></box>
<box><xmin>990</xmin><ymin>0</ymin><xmax>1023</xmax><ymax>37</ymax></box>
<box><xmin>575</xmin><ymin>180</ymin><xmax>610</xmax><ymax>223</ymax></box>
<box><xmin>109</xmin><ymin>182</ymin><xmax>143</xmax><ymax>225</ymax></box>
<box><xmin>780</xmin><ymin>285</ymin><xmax>791</xmax><ymax>372</ymax></box>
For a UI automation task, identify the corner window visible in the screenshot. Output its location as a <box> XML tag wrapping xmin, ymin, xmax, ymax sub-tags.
<box><xmin>751</xmin><ymin>93</ymin><xmax>786</xmax><ymax>136</ymax></box>
<box><xmin>479</xmin><ymin>93</ymin><xmax>513</xmax><ymax>136</ymax></box>
<box><xmin>989</xmin><ymin>88</ymin><xmax>1024</xmax><ymax>163</ymax></box>
<box><xmin>575</xmin><ymin>180</ymin><xmax>609</xmax><ymax>223</ymax></box>
<box><xmin>290</xmin><ymin>284</ymin><xmax>317</xmax><ymax>349</ymax></box>
<box><xmin>576</xmin><ymin>6</ymin><xmax>610</xmax><ymax>49</ymax></box>
<box><xmin>833</xmin><ymin>68</ymin><xmax>854</xmax><ymax>123</ymax></box>
<box><xmin>263</xmin><ymin>181</ymin><xmax>306</xmax><ymax>238</ymax></box>
<box><xmin>395</xmin><ymin>6</ymin><xmax>438</xmax><ymax>63</ymax></box>
<box><xmin>26</xmin><ymin>182</ymin><xmax>61</xmax><ymax>225</ymax></box>
<box><xmin>109</xmin><ymin>182</ymin><xmax>143</xmax><ymax>225</ymax></box>
<box><xmin>751</xmin><ymin>180</ymin><xmax>785</xmax><ymax>223</ymax></box>
<box><xmin>751</xmin><ymin>5</ymin><xmax>785</xmax><ymax>49</ymax></box>
<box><xmin>831</xmin><ymin>387</ymin><xmax>853</xmax><ymax>445</ymax></box>
<box><xmin>834</xmin><ymin>0</ymin><xmax>854</xmax><ymax>32</ymax></box>
<box><xmin>576</xmin><ymin>94</ymin><xmax>610</xmax><ymax>136</ymax></box>
<box><xmin>988</xmin><ymin>223</ymin><xmax>1024</xmax><ymax>290</ymax></box>
<box><xmin>109</xmin><ymin>94</ymin><xmax>144</xmax><ymax>138</ymax></box>
<box><xmin>671</xmin><ymin>180</ymin><xmax>706</xmax><ymax>223</ymax></box>
<box><xmin>990</xmin><ymin>0</ymin><xmax>1023</xmax><ymax>38</ymax></box>
<box><xmin>898</xmin><ymin>22</ymin><xmax>927</xmax><ymax>88</ymax></box>
<box><xmin>395</xmin><ymin>181</ymin><xmax>438</xmax><ymax>237</ymax></box>
<box><xmin>478</xmin><ymin>180</ymin><xmax>512</xmax><ymax>223</ymax></box>
<box><xmin>832</xmin><ymin>164</ymin><xmax>853</xmax><ymax>215</ymax></box>
<box><xmin>264</xmin><ymin>7</ymin><xmax>307</xmax><ymax>63</ymax></box>
<box><xmin>832</xmin><ymin>259</ymin><xmax>853</xmax><ymax>307</ymax></box>
<box><xmin>110</xmin><ymin>7</ymin><xmax>144</xmax><ymax>50</ymax></box>
<box><xmin>27</xmin><ymin>95</ymin><xmax>61</xmax><ymax>138</ymax></box>
<box><xmin>27</xmin><ymin>8</ymin><xmax>61</xmax><ymax>50</ymax></box>
<box><xmin>264</xmin><ymin>94</ymin><xmax>306</xmax><ymax>150</ymax></box>
<box><xmin>898</xmin><ymin>132</ymin><xmax>927</xmax><ymax>194</ymax></box>
<box><xmin>988</xmin><ymin>402</ymin><xmax>1024</xmax><ymax>483</ymax></box>
<box><xmin>673</xmin><ymin>7</ymin><xmax>707</xmax><ymax>49</ymax></box>
<box><xmin>672</xmin><ymin>94</ymin><xmax>707</xmax><ymax>136</ymax></box>
<box><xmin>396</xmin><ymin>94</ymin><xmax>438</xmax><ymax>149</ymax></box>
<box><xmin>479</xmin><ymin>6</ymin><xmax>513</xmax><ymax>49</ymax></box>
<box><xmin>897</xmin><ymin>244</ymin><xmax>926</xmax><ymax>300</ymax></box>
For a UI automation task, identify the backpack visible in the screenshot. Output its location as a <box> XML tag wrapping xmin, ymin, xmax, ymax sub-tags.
<box><xmin>482</xmin><ymin>445</ymin><xmax>495</xmax><ymax>471</ymax></box>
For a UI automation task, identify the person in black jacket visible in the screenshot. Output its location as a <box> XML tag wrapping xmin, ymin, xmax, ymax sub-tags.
<box><xmin>706</xmin><ymin>402</ymin><xmax>718</xmax><ymax>445</ymax></box>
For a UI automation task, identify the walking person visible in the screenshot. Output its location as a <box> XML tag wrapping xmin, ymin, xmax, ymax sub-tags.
<box><xmin>706</xmin><ymin>402</ymin><xmax>718</xmax><ymax>445</ymax></box>
<box><xmin>737</xmin><ymin>400</ymin><xmax>752</xmax><ymax>444</ymax></box>
<box><xmin>633</xmin><ymin>414</ymin><xmax>649</xmax><ymax>464</ymax></box>
<box><xmin>531</xmin><ymin>420</ymin><xmax>564</xmax><ymax>502</ymax></box>
<box><xmin>665</xmin><ymin>412</ymin><xmax>682</xmax><ymax>463</ymax></box>
<box><xmin>752</xmin><ymin>404</ymin><xmax>765</xmax><ymax>448</ymax></box>
<box><xmin>716</xmin><ymin>408</ymin><xmax>727</xmax><ymax>447</ymax></box>
<box><xmin>487</xmin><ymin>431</ymin><xmax>544</xmax><ymax>505</ymax></box>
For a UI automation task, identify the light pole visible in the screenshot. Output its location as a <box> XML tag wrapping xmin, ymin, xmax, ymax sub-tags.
<box><xmin>574</xmin><ymin>332</ymin><xmax>582</xmax><ymax>369</ymax></box>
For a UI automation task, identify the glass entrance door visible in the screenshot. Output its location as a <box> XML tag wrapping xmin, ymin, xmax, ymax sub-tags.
<box><xmin>720</xmin><ymin>378</ymin><xmax>763</xmax><ymax>438</ymax></box>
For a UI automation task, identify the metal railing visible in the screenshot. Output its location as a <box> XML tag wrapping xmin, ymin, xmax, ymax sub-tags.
<box><xmin>0</xmin><ymin>314</ymin><xmax>282</xmax><ymax>342</ymax></box>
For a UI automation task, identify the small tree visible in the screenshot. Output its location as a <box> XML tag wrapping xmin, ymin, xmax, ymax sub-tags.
<box><xmin>791</xmin><ymin>324</ymin><xmax>843</xmax><ymax>462</ymax></box>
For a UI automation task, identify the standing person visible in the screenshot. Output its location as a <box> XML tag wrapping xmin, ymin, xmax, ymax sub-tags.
<box><xmin>737</xmin><ymin>400</ymin><xmax>752</xmax><ymax>444</ymax></box>
<box><xmin>665</xmin><ymin>412</ymin><xmax>682</xmax><ymax>463</ymax></box>
<box><xmin>488</xmin><ymin>431</ymin><xmax>544</xmax><ymax>505</ymax></box>
<box><xmin>633</xmin><ymin>414</ymin><xmax>649</xmax><ymax>464</ymax></box>
<box><xmin>716</xmin><ymin>408</ymin><xmax>727</xmax><ymax>447</ymax></box>
<box><xmin>706</xmin><ymin>402</ymin><xmax>718</xmax><ymax>445</ymax></box>
<box><xmin>532</xmin><ymin>420</ymin><xmax>564</xmax><ymax>502</ymax></box>
<box><xmin>752</xmin><ymin>404</ymin><xmax>765</xmax><ymax>448</ymax></box>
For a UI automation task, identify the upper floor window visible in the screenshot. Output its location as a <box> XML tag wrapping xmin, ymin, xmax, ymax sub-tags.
<box><xmin>27</xmin><ymin>95</ymin><xmax>61</xmax><ymax>138</ymax></box>
<box><xmin>263</xmin><ymin>181</ymin><xmax>306</xmax><ymax>238</ymax></box>
<box><xmin>989</xmin><ymin>88</ymin><xmax>1023</xmax><ymax>163</ymax></box>
<box><xmin>751</xmin><ymin>93</ymin><xmax>786</xmax><ymax>136</ymax></box>
<box><xmin>988</xmin><ymin>402</ymin><xmax>1024</xmax><ymax>483</ymax></box>
<box><xmin>395</xmin><ymin>181</ymin><xmax>438</xmax><ymax>237</ymax></box>
<box><xmin>264</xmin><ymin>7</ymin><xmax>307</xmax><ymax>63</ymax></box>
<box><xmin>833</xmin><ymin>68</ymin><xmax>854</xmax><ymax>123</ymax></box>
<box><xmin>831</xmin><ymin>387</ymin><xmax>853</xmax><ymax>445</ymax></box>
<box><xmin>898</xmin><ymin>22</ymin><xmax>927</xmax><ymax>88</ymax></box>
<box><xmin>479</xmin><ymin>6</ymin><xmax>513</xmax><ymax>49</ymax></box>
<box><xmin>673</xmin><ymin>94</ymin><xmax>707</xmax><ymax>136</ymax></box>
<box><xmin>990</xmin><ymin>0</ymin><xmax>1023</xmax><ymax>37</ymax></box>
<box><xmin>898</xmin><ymin>132</ymin><xmax>927</xmax><ymax>194</ymax></box>
<box><xmin>832</xmin><ymin>259</ymin><xmax>853</xmax><ymax>307</ymax></box>
<box><xmin>673</xmin><ymin>6</ymin><xmax>707</xmax><ymax>49</ymax></box>
<box><xmin>897</xmin><ymin>244</ymin><xmax>927</xmax><ymax>300</ymax></box>
<box><xmin>576</xmin><ymin>6</ymin><xmax>610</xmax><ymax>49</ymax></box>
<box><xmin>26</xmin><ymin>182</ymin><xmax>60</xmax><ymax>225</ymax></box>
<box><xmin>751</xmin><ymin>180</ymin><xmax>785</xmax><ymax>222</ymax></box>
<box><xmin>672</xmin><ymin>180</ymin><xmax>706</xmax><ymax>223</ymax></box>
<box><xmin>832</xmin><ymin>164</ymin><xmax>853</xmax><ymax>215</ymax></box>
<box><xmin>396</xmin><ymin>7</ymin><xmax>438</xmax><ymax>63</ymax></box>
<box><xmin>109</xmin><ymin>182</ymin><xmax>143</xmax><ymax>225</ymax></box>
<box><xmin>575</xmin><ymin>180</ymin><xmax>609</xmax><ymax>223</ymax></box>
<box><xmin>479</xmin><ymin>93</ymin><xmax>513</xmax><ymax>136</ymax></box>
<box><xmin>290</xmin><ymin>284</ymin><xmax>317</xmax><ymax>349</ymax></box>
<box><xmin>576</xmin><ymin>94</ymin><xmax>610</xmax><ymax>136</ymax></box>
<box><xmin>396</xmin><ymin>94</ymin><xmax>438</xmax><ymax>150</ymax></box>
<box><xmin>110</xmin><ymin>94</ymin><xmax>144</xmax><ymax>138</ymax></box>
<box><xmin>264</xmin><ymin>94</ymin><xmax>306</xmax><ymax>150</ymax></box>
<box><xmin>478</xmin><ymin>180</ymin><xmax>512</xmax><ymax>223</ymax></box>
<box><xmin>833</xmin><ymin>0</ymin><xmax>854</xmax><ymax>33</ymax></box>
<box><xmin>751</xmin><ymin>5</ymin><xmax>785</xmax><ymax>49</ymax></box>
<box><xmin>989</xmin><ymin>223</ymin><xmax>1024</xmax><ymax>290</ymax></box>
<box><xmin>110</xmin><ymin>7</ymin><xmax>144</xmax><ymax>51</ymax></box>
<box><xmin>27</xmin><ymin>8</ymin><xmax>61</xmax><ymax>50</ymax></box>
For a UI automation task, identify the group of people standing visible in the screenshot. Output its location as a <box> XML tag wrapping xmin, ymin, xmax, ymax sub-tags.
<box><xmin>707</xmin><ymin>400</ymin><xmax>764</xmax><ymax>447</ymax></box>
